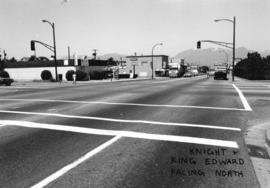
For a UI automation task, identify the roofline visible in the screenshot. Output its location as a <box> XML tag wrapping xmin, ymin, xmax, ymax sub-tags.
<box><xmin>126</xmin><ymin>55</ymin><xmax>169</xmax><ymax>58</ymax></box>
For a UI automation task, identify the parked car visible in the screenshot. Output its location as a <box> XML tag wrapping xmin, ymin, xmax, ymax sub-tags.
<box><xmin>183</xmin><ymin>71</ymin><xmax>194</xmax><ymax>77</ymax></box>
<box><xmin>38</xmin><ymin>56</ymin><xmax>50</xmax><ymax>61</ymax></box>
<box><xmin>20</xmin><ymin>57</ymin><xmax>30</xmax><ymax>62</ymax></box>
<box><xmin>0</xmin><ymin>77</ymin><xmax>14</xmax><ymax>86</ymax></box>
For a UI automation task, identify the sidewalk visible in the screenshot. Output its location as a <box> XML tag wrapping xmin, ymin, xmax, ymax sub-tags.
<box><xmin>236</xmin><ymin>77</ymin><xmax>270</xmax><ymax>188</ymax></box>
<box><xmin>11</xmin><ymin>77</ymin><xmax>154</xmax><ymax>87</ymax></box>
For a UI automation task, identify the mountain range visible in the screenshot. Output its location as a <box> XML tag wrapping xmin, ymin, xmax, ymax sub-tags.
<box><xmin>174</xmin><ymin>47</ymin><xmax>270</xmax><ymax>66</ymax></box>
<box><xmin>62</xmin><ymin>47</ymin><xmax>270</xmax><ymax>67</ymax></box>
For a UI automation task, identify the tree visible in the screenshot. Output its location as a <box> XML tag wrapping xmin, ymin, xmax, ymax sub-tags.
<box><xmin>235</xmin><ymin>52</ymin><xmax>269</xmax><ymax>80</ymax></box>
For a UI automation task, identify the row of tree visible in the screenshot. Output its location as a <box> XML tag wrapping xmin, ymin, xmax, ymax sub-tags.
<box><xmin>235</xmin><ymin>52</ymin><xmax>270</xmax><ymax>80</ymax></box>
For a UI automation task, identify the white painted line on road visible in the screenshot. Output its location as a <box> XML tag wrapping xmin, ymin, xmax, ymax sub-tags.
<box><xmin>31</xmin><ymin>135</ymin><xmax>121</xmax><ymax>188</ymax></box>
<box><xmin>0</xmin><ymin>110</ymin><xmax>241</xmax><ymax>131</ymax></box>
<box><xmin>232</xmin><ymin>84</ymin><xmax>252</xmax><ymax>111</ymax></box>
<box><xmin>155</xmin><ymin>78</ymin><xmax>189</xmax><ymax>83</ymax></box>
<box><xmin>47</xmin><ymin>108</ymin><xmax>57</xmax><ymax>112</ymax></box>
<box><xmin>0</xmin><ymin>98</ymin><xmax>248</xmax><ymax>111</ymax></box>
<box><xmin>0</xmin><ymin>120</ymin><xmax>239</xmax><ymax>149</ymax></box>
<box><xmin>155</xmin><ymin>76</ymin><xmax>205</xmax><ymax>83</ymax></box>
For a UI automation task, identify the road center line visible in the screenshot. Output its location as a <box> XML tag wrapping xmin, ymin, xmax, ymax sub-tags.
<box><xmin>0</xmin><ymin>110</ymin><xmax>241</xmax><ymax>131</ymax></box>
<box><xmin>0</xmin><ymin>120</ymin><xmax>239</xmax><ymax>149</ymax></box>
<box><xmin>0</xmin><ymin>98</ymin><xmax>247</xmax><ymax>111</ymax></box>
<box><xmin>31</xmin><ymin>135</ymin><xmax>121</xmax><ymax>188</ymax></box>
<box><xmin>232</xmin><ymin>84</ymin><xmax>252</xmax><ymax>111</ymax></box>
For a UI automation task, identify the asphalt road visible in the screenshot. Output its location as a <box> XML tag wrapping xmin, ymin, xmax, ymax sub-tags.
<box><xmin>0</xmin><ymin>76</ymin><xmax>261</xmax><ymax>188</ymax></box>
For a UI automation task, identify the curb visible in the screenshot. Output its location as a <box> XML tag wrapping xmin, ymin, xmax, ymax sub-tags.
<box><xmin>75</xmin><ymin>78</ymin><xmax>153</xmax><ymax>84</ymax></box>
<box><xmin>265</xmin><ymin>129</ymin><xmax>270</xmax><ymax>147</ymax></box>
<box><xmin>12</xmin><ymin>78</ymin><xmax>155</xmax><ymax>87</ymax></box>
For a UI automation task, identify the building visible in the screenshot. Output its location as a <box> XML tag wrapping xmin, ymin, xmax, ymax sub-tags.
<box><xmin>3</xmin><ymin>58</ymin><xmax>118</xmax><ymax>81</ymax></box>
<box><xmin>122</xmin><ymin>55</ymin><xmax>169</xmax><ymax>78</ymax></box>
<box><xmin>4</xmin><ymin>60</ymin><xmax>76</xmax><ymax>81</ymax></box>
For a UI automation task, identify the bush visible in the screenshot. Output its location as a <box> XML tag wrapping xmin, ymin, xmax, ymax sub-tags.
<box><xmin>235</xmin><ymin>52</ymin><xmax>270</xmax><ymax>80</ymax></box>
<box><xmin>41</xmin><ymin>70</ymin><xmax>53</xmax><ymax>80</ymax></box>
<box><xmin>90</xmin><ymin>71</ymin><xmax>106</xmax><ymax>80</ymax></box>
<box><xmin>66</xmin><ymin>70</ymin><xmax>75</xmax><ymax>81</ymax></box>
<box><xmin>75</xmin><ymin>70</ymin><xmax>87</xmax><ymax>81</ymax></box>
<box><xmin>118</xmin><ymin>74</ymin><xmax>130</xmax><ymax>79</ymax></box>
<box><xmin>0</xmin><ymin>70</ymin><xmax>10</xmax><ymax>78</ymax></box>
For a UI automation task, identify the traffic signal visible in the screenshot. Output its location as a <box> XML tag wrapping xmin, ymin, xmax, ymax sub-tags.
<box><xmin>31</xmin><ymin>41</ymin><xmax>35</xmax><ymax>51</ymax></box>
<box><xmin>197</xmin><ymin>41</ymin><xmax>201</xmax><ymax>49</ymax></box>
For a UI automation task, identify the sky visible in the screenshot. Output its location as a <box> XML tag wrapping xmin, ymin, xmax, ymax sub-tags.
<box><xmin>1</xmin><ymin>0</ymin><xmax>270</xmax><ymax>59</ymax></box>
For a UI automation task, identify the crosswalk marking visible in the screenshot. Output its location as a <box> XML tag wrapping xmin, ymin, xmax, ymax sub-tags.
<box><xmin>0</xmin><ymin>120</ymin><xmax>239</xmax><ymax>148</ymax></box>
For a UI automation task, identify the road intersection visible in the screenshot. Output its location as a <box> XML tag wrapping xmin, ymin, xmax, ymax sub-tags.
<box><xmin>0</xmin><ymin>76</ymin><xmax>266</xmax><ymax>188</ymax></box>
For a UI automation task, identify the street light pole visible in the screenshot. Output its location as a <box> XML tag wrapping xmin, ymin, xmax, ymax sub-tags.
<box><xmin>151</xmin><ymin>43</ymin><xmax>163</xmax><ymax>79</ymax></box>
<box><xmin>42</xmin><ymin>20</ymin><xmax>58</xmax><ymax>82</ymax></box>
<box><xmin>232</xmin><ymin>16</ymin><xmax>236</xmax><ymax>82</ymax></box>
<box><xmin>214</xmin><ymin>16</ymin><xmax>236</xmax><ymax>81</ymax></box>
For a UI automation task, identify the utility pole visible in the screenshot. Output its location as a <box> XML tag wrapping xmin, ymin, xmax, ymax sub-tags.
<box><xmin>52</xmin><ymin>23</ymin><xmax>58</xmax><ymax>81</ymax></box>
<box><xmin>68</xmin><ymin>46</ymin><xmax>70</xmax><ymax>64</ymax></box>
<box><xmin>214</xmin><ymin>16</ymin><xmax>236</xmax><ymax>81</ymax></box>
<box><xmin>3</xmin><ymin>50</ymin><xmax>6</xmax><ymax>60</ymax></box>
<box><xmin>232</xmin><ymin>16</ymin><xmax>236</xmax><ymax>82</ymax></box>
<box><xmin>92</xmin><ymin>49</ymin><xmax>98</xmax><ymax>60</ymax></box>
<box><xmin>42</xmin><ymin>19</ymin><xmax>58</xmax><ymax>82</ymax></box>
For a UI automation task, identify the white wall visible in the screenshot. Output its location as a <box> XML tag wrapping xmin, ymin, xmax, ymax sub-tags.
<box><xmin>6</xmin><ymin>66</ymin><xmax>76</xmax><ymax>81</ymax></box>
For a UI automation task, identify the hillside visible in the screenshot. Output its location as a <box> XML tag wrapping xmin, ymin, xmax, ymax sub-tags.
<box><xmin>174</xmin><ymin>47</ymin><xmax>257</xmax><ymax>66</ymax></box>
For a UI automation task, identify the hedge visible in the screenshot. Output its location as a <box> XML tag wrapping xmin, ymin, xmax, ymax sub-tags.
<box><xmin>0</xmin><ymin>70</ymin><xmax>10</xmax><ymax>78</ymax></box>
<box><xmin>75</xmin><ymin>70</ymin><xmax>87</xmax><ymax>81</ymax></box>
<box><xmin>41</xmin><ymin>70</ymin><xmax>53</xmax><ymax>80</ymax></box>
<box><xmin>66</xmin><ymin>70</ymin><xmax>75</xmax><ymax>81</ymax></box>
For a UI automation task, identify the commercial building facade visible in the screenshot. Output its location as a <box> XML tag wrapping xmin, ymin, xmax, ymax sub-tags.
<box><xmin>121</xmin><ymin>55</ymin><xmax>169</xmax><ymax>77</ymax></box>
<box><xmin>3</xmin><ymin>59</ymin><xmax>117</xmax><ymax>81</ymax></box>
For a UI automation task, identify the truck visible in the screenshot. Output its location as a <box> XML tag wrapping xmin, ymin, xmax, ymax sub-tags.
<box><xmin>214</xmin><ymin>64</ymin><xmax>228</xmax><ymax>80</ymax></box>
<box><xmin>169</xmin><ymin>63</ymin><xmax>181</xmax><ymax>78</ymax></box>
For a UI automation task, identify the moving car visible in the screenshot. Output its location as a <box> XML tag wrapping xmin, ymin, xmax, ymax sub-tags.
<box><xmin>214</xmin><ymin>64</ymin><xmax>228</xmax><ymax>80</ymax></box>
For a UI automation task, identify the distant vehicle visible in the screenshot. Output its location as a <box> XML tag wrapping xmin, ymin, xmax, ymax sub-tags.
<box><xmin>38</xmin><ymin>56</ymin><xmax>50</xmax><ymax>61</ymax></box>
<box><xmin>169</xmin><ymin>62</ymin><xmax>186</xmax><ymax>78</ymax></box>
<box><xmin>169</xmin><ymin>63</ymin><xmax>181</xmax><ymax>78</ymax></box>
<box><xmin>183</xmin><ymin>71</ymin><xmax>193</xmax><ymax>77</ymax></box>
<box><xmin>214</xmin><ymin>64</ymin><xmax>228</xmax><ymax>80</ymax></box>
<box><xmin>208</xmin><ymin>68</ymin><xmax>215</xmax><ymax>77</ymax></box>
<box><xmin>20</xmin><ymin>57</ymin><xmax>30</xmax><ymax>62</ymax></box>
<box><xmin>0</xmin><ymin>77</ymin><xmax>14</xmax><ymax>86</ymax></box>
<box><xmin>169</xmin><ymin>67</ymin><xmax>180</xmax><ymax>78</ymax></box>
<box><xmin>190</xmin><ymin>65</ymin><xmax>199</xmax><ymax>76</ymax></box>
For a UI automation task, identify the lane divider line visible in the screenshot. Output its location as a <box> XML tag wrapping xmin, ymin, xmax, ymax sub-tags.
<box><xmin>0</xmin><ymin>120</ymin><xmax>239</xmax><ymax>149</ymax></box>
<box><xmin>0</xmin><ymin>98</ymin><xmax>248</xmax><ymax>111</ymax></box>
<box><xmin>31</xmin><ymin>135</ymin><xmax>122</xmax><ymax>188</ymax></box>
<box><xmin>232</xmin><ymin>84</ymin><xmax>252</xmax><ymax>111</ymax></box>
<box><xmin>0</xmin><ymin>110</ymin><xmax>241</xmax><ymax>131</ymax></box>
